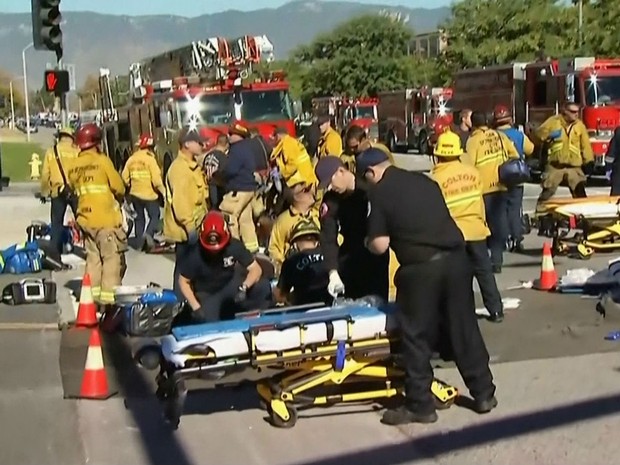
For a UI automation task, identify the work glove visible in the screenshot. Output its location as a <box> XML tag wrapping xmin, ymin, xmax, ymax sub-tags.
<box><xmin>234</xmin><ymin>284</ymin><xmax>248</xmax><ymax>304</ymax></box>
<box><xmin>548</xmin><ymin>129</ymin><xmax>562</xmax><ymax>140</ymax></box>
<box><xmin>186</xmin><ymin>229</ymin><xmax>199</xmax><ymax>245</ymax></box>
<box><xmin>327</xmin><ymin>271</ymin><xmax>345</xmax><ymax>298</ymax></box>
<box><xmin>582</xmin><ymin>161</ymin><xmax>595</xmax><ymax>176</ymax></box>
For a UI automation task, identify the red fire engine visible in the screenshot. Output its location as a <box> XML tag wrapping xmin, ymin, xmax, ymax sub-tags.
<box><xmin>311</xmin><ymin>96</ymin><xmax>379</xmax><ymax>138</ymax></box>
<box><xmin>377</xmin><ymin>86</ymin><xmax>453</xmax><ymax>154</ymax></box>
<box><xmin>98</xmin><ymin>35</ymin><xmax>297</xmax><ymax>173</ymax></box>
<box><xmin>451</xmin><ymin>56</ymin><xmax>620</xmax><ymax>178</ymax></box>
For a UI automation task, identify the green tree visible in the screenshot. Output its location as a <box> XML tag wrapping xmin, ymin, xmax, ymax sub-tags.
<box><xmin>584</xmin><ymin>0</ymin><xmax>620</xmax><ymax>56</ymax></box>
<box><xmin>441</xmin><ymin>0</ymin><xmax>577</xmax><ymax>72</ymax></box>
<box><xmin>290</xmin><ymin>14</ymin><xmax>417</xmax><ymax>103</ymax></box>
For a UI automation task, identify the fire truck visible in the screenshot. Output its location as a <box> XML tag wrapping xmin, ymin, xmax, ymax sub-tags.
<box><xmin>451</xmin><ymin>57</ymin><xmax>620</xmax><ymax>178</ymax></box>
<box><xmin>98</xmin><ymin>35</ymin><xmax>298</xmax><ymax>173</ymax></box>
<box><xmin>377</xmin><ymin>87</ymin><xmax>453</xmax><ymax>154</ymax></box>
<box><xmin>311</xmin><ymin>96</ymin><xmax>379</xmax><ymax>138</ymax></box>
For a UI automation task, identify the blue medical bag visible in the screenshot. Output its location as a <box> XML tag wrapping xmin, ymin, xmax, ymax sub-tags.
<box><xmin>499</xmin><ymin>158</ymin><xmax>531</xmax><ymax>187</ymax></box>
<box><xmin>1</xmin><ymin>241</ymin><xmax>43</xmax><ymax>274</ymax></box>
<box><xmin>123</xmin><ymin>289</ymin><xmax>182</xmax><ymax>337</ymax></box>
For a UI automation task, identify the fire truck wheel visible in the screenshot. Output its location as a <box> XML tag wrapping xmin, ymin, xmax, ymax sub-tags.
<box><xmin>387</xmin><ymin>132</ymin><xmax>398</xmax><ymax>153</ymax></box>
<box><xmin>418</xmin><ymin>133</ymin><xmax>429</xmax><ymax>156</ymax></box>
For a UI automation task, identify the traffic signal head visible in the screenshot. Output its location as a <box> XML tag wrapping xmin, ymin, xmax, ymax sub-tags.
<box><xmin>31</xmin><ymin>0</ymin><xmax>63</xmax><ymax>59</ymax></box>
<box><xmin>44</xmin><ymin>69</ymin><xmax>70</xmax><ymax>94</ymax></box>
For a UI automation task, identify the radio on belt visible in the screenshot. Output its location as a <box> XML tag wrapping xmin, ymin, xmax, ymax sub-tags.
<box><xmin>2</xmin><ymin>279</ymin><xmax>57</xmax><ymax>305</ymax></box>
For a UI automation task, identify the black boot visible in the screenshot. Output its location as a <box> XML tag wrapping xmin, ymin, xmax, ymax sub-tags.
<box><xmin>381</xmin><ymin>406</ymin><xmax>438</xmax><ymax>426</ymax></box>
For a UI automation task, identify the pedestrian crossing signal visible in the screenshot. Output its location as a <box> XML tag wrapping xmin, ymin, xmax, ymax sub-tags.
<box><xmin>44</xmin><ymin>70</ymin><xmax>69</xmax><ymax>94</ymax></box>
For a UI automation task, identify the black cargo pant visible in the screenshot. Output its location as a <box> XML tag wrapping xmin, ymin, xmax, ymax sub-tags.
<box><xmin>50</xmin><ymin>195</ymin><xmax>76</xmax><ymax>260</ymax></box>
<box><xmin>395</xmin><ymin>247</ymin><xmax>495</xmax><ymax>415</ymax></box>
<box><xmin>505</xmin><ymin>185</ymin><xmax>524</xmax><ymax>243</ymax></box>
<box><xmin>194</xmin><ymin>274</ymin><xmax>272</xmax><ymax>322</ymax></box>
<box><xmin>339</xmin><ymin>246</ymin><xmax>390</xmax><ymax>301</ymax></box>
<box><xmin>483</xmin><ymin>191</ymin><xmax>508</xmax><ymax>268</ymax></box>
<box><xmin>173</xmin><ymin>241</ymin><xmax>193</xmax><ymax>300</ymax></box>
<box><xmin>466</xmin><ymin>240</ymin><xmax>503</xmax><ymax>315</ymax></box>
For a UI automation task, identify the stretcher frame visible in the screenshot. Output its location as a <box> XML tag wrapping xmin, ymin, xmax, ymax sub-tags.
<box><xmin>153</xmin><ymin>308</ymin><xmax>458</xmax><ymax>429</ymax></box>
<box><xmin>534</xmin><ymin>197</ymin><xmax>620</xmax><ymax>259</ymax></box>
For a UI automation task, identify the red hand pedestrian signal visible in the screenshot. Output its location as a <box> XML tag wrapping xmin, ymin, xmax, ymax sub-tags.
<box><xmin>46</xmin><ymin>72</ymin><xmax>57</xmax><ymax>91</ymax></box>
<box><xmin>44</xmin><ymin>70</ymin><xmax>70</xmax><ymax>94</ymax></box>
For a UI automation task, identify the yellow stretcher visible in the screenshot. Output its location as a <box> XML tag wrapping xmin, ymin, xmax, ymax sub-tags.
<box><xmin>534</xmin><ymin>196</ymin><xmax>620</xmax><ymax>259</ymax></box>
<box><xmin>149</xmin><ymin>301</ymin><xmax>458</xmax><ymax>429</ymax></box>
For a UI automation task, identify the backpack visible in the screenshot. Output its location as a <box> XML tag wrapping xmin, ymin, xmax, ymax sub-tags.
<box><xmin>1</xmin><ymin>241</ymin><xmax>44</xmax><ymax>274</ymax></box>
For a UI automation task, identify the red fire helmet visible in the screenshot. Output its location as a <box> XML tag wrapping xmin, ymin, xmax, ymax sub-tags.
<box><xmin>493</xmin><ymin>104</ymin><xmax>512</xmax><ymax>122</ymax></box>
<box><xmin>74</xmin><ymin>123</ymin><xmax>102</xmax><ymax>151</ymax></box>
<box><xmin>199</xmin><ymin>211</ymin><xmax>231</xmax><ymax>252</ymax></box>
<box><xmin>137</xmin><ymin>133</ymin><xmax>154</xmax><ymax>149</ymax></box>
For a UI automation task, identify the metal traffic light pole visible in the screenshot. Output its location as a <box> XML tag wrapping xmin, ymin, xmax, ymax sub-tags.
<box><xmin>58</xmin><ymin>58</ymin><xmax>68</xmax><ymax>128</ymax></box>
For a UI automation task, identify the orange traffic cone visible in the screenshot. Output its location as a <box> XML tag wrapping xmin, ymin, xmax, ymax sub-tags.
<box><xmin>533</xmin><ymin>242</ymin><xmax>558</xmax><ymax>291</ymax></box>
<box><xmin>79</xmin><ymin>329</ymin><xmax>115</xmax><ymax>399</ymax></box>
<box><xmin>75</xmin><ymin>273</ymin><xmax>98</xmax><ymax>328</ymax></box>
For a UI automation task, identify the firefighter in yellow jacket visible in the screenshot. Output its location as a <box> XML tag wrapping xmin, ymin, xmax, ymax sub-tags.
<box><xmin>343</xmin><ymin>124</ymin><xmax>395</xmax><ymax>173</ymax></box>
<box><xmin>268</xmin><ymin>171</ymin><xmax>320</xmax><ymax>274</ymax></box>
<box><xmin>163</xmin><ymin>127</ymin><xmax>208</xmax><ymax>298</ymax></box>
<box><xmin>68</xmin><ymin>123</ymin><xmax>127</xmax><ymax>306</ymax></box>
<box><xmin>271</xmin><ymin>127</ymin><xmax>318</xmax><ymax>186</ymax></box>
<box><xmin>40</xmin><ymin>127</ymin><xmax>79</xmax><ymax>262</ymax></box>
<box><xmin>122</xmin><ymin>133</ymin><xmax>165</xmax><ymax>249</ymax></box>
<box><xmin>317</xmin><ymin>115</ymin><xmax>343</xmax><ymax>159</ymax></box>
<box><xmin>431</xmin><ymin>131</ymin><xmax>504</xmax><ymax>322</ymax></box>
<box><xmin>464</xmin><ymin>111</ymin><xmax>519</xmax><ymax>273</ymax></box>
<box><xmin>535</xmin><ymin>100</ymin><xmax>594</xmax><ymax>208</ymax></box>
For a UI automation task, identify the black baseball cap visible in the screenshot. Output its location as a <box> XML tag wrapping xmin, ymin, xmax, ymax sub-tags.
<box><xmin>178</xmin><ymin>127</ymin><xmax>208</xmax><ymax>145</ymax></box>
<box><xmin>356</xmin><ymin>147</ymin><xmax>389</xmax><ymax>174</ymax></box>
<box><xmin>315</xmin><ymin>156</ymin><xmax>345</xmax><ymax>189</ymax></box>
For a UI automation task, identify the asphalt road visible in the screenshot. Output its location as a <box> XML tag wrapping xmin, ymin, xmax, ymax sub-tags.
<box><xmin>3</xmin><ymin>164</ymin><xmax>620</xmax><ymax>464</ymax></box>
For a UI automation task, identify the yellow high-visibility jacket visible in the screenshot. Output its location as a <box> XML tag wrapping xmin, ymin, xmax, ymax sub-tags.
<box><xmin>317</xmin><ymin>127</ymin><xmax>343</xmax><ymax>159</ymax></box>
<box><xmin>40</xmin><ymin>139</ymin><xmax>79</xmax><ymax>198</ymax></box>
<box><xmin>122</xmin><ymin>149</ymin><xmax>165</xmax><ymax>201</ymax></box>
<box><xmin>536</xmin><ymin>115</ymin><xmax>593</xmax><ymax>167</ymax></box>
<box><xmin>271</xmin><ymin>134</ymin><xmax>318</xmax><ymax>186</ymax></box>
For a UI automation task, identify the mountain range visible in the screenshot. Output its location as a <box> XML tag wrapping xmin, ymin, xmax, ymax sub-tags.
<box><xmin>0</xmin><ymin>0</ymin><xmax>450</xmax><ymax>90</ymax></box>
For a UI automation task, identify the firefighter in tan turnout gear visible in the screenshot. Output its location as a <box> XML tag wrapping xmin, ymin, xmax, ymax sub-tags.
<box><xmin>67</xmin><ymin>123</ymin><xmax>128</xmax><ymax>306</ymax></box>
<box><xmin>122</xmin><ymin>133</ymin><xmax>166</xmax><ymax>250</ymax></box>
<box><xmin>535</xmin><ymin>100</ymin><xmax>595</xmax><ymax>209</ymax></box>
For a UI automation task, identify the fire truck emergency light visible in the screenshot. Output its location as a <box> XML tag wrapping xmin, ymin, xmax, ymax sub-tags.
<box><xmin>44</xmin><ymin>69</ymin><xmax>70</xmax><ymax>94</ymax></box>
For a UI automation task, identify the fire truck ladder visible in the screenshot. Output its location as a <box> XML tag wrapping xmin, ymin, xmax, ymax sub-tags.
<box><xmin>98</xmin><ymin>68</ymin><xmax>117</xmax><ymax>123</ymax></box>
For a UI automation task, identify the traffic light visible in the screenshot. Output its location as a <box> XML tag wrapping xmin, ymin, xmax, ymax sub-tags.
<box><xmin>31</xmin><ymin>0</ymin><xmax>63</xmax><ymax>59</ymax></box>
<box><xmin>44</xmin><ymin>69</ymin><xmax>70</xmax><ymax>94</ymax></box>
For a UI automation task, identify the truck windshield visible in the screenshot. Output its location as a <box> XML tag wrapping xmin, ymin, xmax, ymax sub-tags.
<box><xmin>355</xmin><ymin>105</ymin><xmax>376</xmax><ymax>119</ymax></box>
<box><xmin>177</xmin><ymin>93</ymin><xmax>233</xmax><ymax>126</ymax></box>
<box><xmin>241</xmin><ymin>89</ymin><xmax>293</xmax><ymax>122</ymax></box>
<box><xmin>585</xmin><ymin>76</ymin><xmax>620</xmax><ymax>106</ymax></box>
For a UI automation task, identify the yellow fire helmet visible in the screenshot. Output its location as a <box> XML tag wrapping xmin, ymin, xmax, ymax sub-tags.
<box><xmin>57</xmin><ymin>126</ymin><xmax>75</xmax><ymax>139</ymax></box>
<box><xmin>433</xmin><ymin>130</ymin><xmax>463</xmax><ymax>158</ymax></box>
<box><xmin>290</xmin><ymin>219</ymin><xmax>320</xmax><ymax>243</ymax></box>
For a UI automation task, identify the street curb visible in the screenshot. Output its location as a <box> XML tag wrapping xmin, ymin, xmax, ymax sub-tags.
<box><xmin>54</xmin><ymin>266</ymin><xmax>83</xmax><ymax>330</ymax></box>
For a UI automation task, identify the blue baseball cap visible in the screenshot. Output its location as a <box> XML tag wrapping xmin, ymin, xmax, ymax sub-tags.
<box><xmin>356</xmin><ymin>147</ymin><xmax>389</xmax><ymax>174</ymax></box>
<box><xmin>315</xmin><ymin>156</ymin><xmax>345</xmax><ymax>189</ymax></box>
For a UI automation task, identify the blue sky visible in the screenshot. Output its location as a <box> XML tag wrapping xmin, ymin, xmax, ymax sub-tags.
<box><xmin>1</xmin><ymin>0</ymin><xmax>451</xmax><ymax>16</ymax></box>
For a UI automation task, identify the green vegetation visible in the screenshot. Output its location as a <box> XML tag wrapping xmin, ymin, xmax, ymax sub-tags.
<box><xmin>274</xmin><ymin>0</ymin><xmax>620</xmax><ymax>102</ymax></box>
<box><xmin>1</xmin><ymin>142</ymin><xmax>44</xmax><ymax>182</ymax></box>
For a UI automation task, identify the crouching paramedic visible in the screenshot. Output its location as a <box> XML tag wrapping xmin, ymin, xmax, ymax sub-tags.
<box><xmin>68</xmin><ymin>123</ymin><xmax>127</xmax><ymax>306</ymax></box>
<box><xmin>121</xmin><ymin>133</ymin><xmax>165</xmax><ymax>249</ymax></box>
<box><xmin>164</xmin><ymin>127</ymin><xmax>208</xmax><ymax>299</ymax></box>
<box><xmin>430</xmin><ymin>131</ymin><xmax>504</xmax><ymax>323</ymax></box>
<box><xmin>535</xmin><ymin>100</ymin><xmax>594</xmax><ymax>209</ymax></box>
<box><xmin>268</xmin><ymin>171</ymin><xmax>320</xmax><ymax>274</ymax></box>
<box><xmin>177</xmin><ymin>211</ymin><xmax>272</xmax><ymax>322</ymax></box>
<box><xmin>40</xmin><ymin>127</ymin><xmax>79</xmax><ymax>262</ymax></box>
<box><xmin>465</xmin><ymin>111</ymin><xmax>519</xmax><ymax>274</ymax></box>
<box><xmin>274</xmin><ymin>219</ymin><xmax>331</xmax><ymax>306</ymax></box>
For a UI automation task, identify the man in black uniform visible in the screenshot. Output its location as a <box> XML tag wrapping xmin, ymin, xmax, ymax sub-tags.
<box><xmin>202</xmin><ymin>133</ymin><xmax>229</xmax><ymax>210</ymax></box>
<box><xmin>177</xmin><ymin>211</ymin><xmax>272</xmax><ymax>322</ymax></box>
<box><xmin>357</xmin><ymin>148</ymin><xmax>497</xmax><ymax>426</ymax></box>
<box><xmin>274</xmin><ymin>219</ymin><xmax>330</xmax><ymax>306</ymax></box>
<box><xmin>314</xmin><ymin>156</ymin><xmax>389</xmax><ymax>301</ymax></box>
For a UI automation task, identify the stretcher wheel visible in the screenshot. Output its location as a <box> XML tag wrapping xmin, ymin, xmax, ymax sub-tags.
<box><xmin>268</xmin><ymin>403</ymin><xmax>298</xmax><ymax>428</ymax></box>
<box><xmin>434</xmin><ymin>396</ymin><xmax>455</xmax><ymax>410</ymax></box>
<box><xmin>576</xmin><ymin>244</ymin><xmax>593</xmax><ymax>260</ymax></box>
